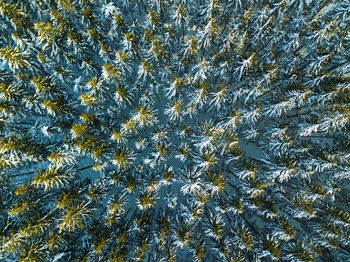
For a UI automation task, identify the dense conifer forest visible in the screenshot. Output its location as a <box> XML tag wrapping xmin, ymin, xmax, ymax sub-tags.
<box><xmin>0</xmin><ymin>0</ymin><xmax>349</xmax><ymax>261</ymax></box>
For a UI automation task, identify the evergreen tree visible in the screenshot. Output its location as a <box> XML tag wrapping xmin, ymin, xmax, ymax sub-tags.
<box><xmin>0</xmin><ymin>0</ymin><xmax>350</xmax><ymax>261</ymax></box>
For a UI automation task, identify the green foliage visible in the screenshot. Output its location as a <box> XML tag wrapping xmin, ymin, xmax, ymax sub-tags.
<box><xmin>0</xmin><ymin>46</ymin><xmax>29</xmax><ymax>71</ymax></box>
<box><xmin>32</xmin><ymin>165</ymin><xmax>72</xmax><ymax>191</ymax></box>
<box><xmin>58</xmin><ymin>203</ymin><xmax>92</xmax><ymax>232</ymax></box>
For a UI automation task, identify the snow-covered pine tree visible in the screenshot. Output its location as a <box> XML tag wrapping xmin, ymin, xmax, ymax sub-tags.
<box><xmin>0</xmin><ymin>0</ymin><xmax>349</xmax><ymax>261</ymax></box>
